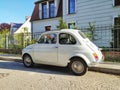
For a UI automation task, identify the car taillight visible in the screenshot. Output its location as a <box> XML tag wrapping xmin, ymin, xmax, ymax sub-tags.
<box><xmin>93</xmin><ymin>53</ymin><xmax>99</xmax><ymax>60</ymax></box>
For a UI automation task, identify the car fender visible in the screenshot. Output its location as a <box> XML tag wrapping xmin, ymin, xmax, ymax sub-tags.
<box><xmin>69</xmin><ymin>54</ymin><xmax>91</xmax><ymax>66</ymax></box>
<box><xmin>22</xmin><ymin>49</ymin><xmax>33</xmax><ymax>59</ymax></box>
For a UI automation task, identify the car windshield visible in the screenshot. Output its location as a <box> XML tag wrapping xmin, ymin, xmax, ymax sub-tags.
<box><xmin>78</xmin><ymin>31</ymin><xmax>87</xmax><ymax>39</ymax></box>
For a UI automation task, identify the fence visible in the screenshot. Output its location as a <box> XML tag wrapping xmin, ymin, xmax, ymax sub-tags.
<box><xmin>0</xmin><ymin>32</ymin><xmax>42</xmax><ymax>50</ymax></box>
<box><xmin>0</xmin><ymin>25</ymin><xmax>120</xmax><ymax>61</ymax></box>
<box><xmin>80</xmin><ymin>25</ymin><xmax>120</xmax><ymax>62</ymax></box>
<box><xmin>81</xmin><ymin>25</ymin><xmax>120</xmax><ymax>49</ymax></box>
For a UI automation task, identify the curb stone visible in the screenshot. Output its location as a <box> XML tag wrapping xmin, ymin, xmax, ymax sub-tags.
<box><xmin>89</xmin><ymin>63</ymin><xmax>120</xmax><ymax>75</ymax></box>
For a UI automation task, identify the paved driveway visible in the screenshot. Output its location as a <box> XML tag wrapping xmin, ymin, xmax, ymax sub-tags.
<box><xmin>0</xmin><ymin>60</ymin><xmax>120</xmax><ymax>90</ymax></box>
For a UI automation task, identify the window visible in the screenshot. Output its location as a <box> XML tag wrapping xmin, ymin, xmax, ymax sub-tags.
<box><xmin>41</xmin><ymin>1</ymin><xmax>56</xmax><ymax>19</ymax></box>
<box><xmin>38</xmin><ymin>33</ymin><xmax>57</xmax><ymax>44</ymax></box>
<box><xmin>68</xmin><ymin>0</ymin><xmax>75</xmax><ymax>14</ymax></box>
<box><xmin>59</xmin><ymin>33</ymin><xmax>76</xmax><ymax>44</ymax></box>
<box><xmin>114</xmin><ymin>17</ymin><xmax>118</xmax><ymax>25</ymax></box>
<box><xmin>114</xmin><ymin>0</ymin><xmax>120</xmax><ymax>6</ymax></box>
<box><xmin>68</xmin><ymin>23</ymin><xmax>75</xmax><ymax>29</ymax></box>
<box><xmin>45</xmin><ymin>26</ymin><xmax>51</xmax><ymax>31</ymax></box>
<box><xmin>49</xmin><ymin>1</ymin><xmax>55</xmax><ymax>18</ymax></box>
<box><xmin>78</xmin><ymin>31</ymin><xmax>87</xmax><ymax>39</ymax></box>
<box><xmin>42</xmin><ymin>3</ymin><xmax>47</xmax><ymax>19</ymax></box>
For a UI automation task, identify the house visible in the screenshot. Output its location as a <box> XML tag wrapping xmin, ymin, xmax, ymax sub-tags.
<box><xmin>14</xmin><ymin>16</ymin><xmax>31</xmax><ymax>34</ymax></box>
<box><xmin>13</xmin><ymin>17</ymin><xmax>32</xmax><ymax>47</ymax></box>
<box><xmin>30</xmin><ymin>0</ymin><xmax>62</xmax><ymax>33</ymax></box>
<box><xmin>30</xmin><ymin>0</ymin><xmax>120</xmax><ymax>47</ymax></box>
<box><xmin>10</xmin><ymin>23</ymin><xmax>22</xmax><ymax>34</ymax></box>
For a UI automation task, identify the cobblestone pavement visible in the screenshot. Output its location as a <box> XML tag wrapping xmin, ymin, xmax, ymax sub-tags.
<box><xmin>0</xmin><ymin>60</ymin><xmax>120</xmax><ymax>90</ymax></box>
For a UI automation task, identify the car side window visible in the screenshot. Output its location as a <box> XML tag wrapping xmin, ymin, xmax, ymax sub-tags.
<box><xmin>38</xmin><ymin>33</ymin><xmax>57</xmax><ymax>44</ymax></box>
<box><xmin>59</xmin><ymin>33</ymin><xmax>76</xmax><ymax>45</ymax></box>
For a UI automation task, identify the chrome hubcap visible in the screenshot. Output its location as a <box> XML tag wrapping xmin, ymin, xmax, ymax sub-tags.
<box><xmin>72</xmin><ymin>61</ymin><xmax>84</xmax><ymax>73</ymax></box>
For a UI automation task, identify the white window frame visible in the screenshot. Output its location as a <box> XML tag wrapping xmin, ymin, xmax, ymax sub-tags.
<box><xmin>113</xmin><ymin>0</ymin><xmax>115</xmax><ymax>6</ymax></box>
<box><xmin>68</xmin><ymin>0</ymin><xmax>76</xmax><ymax>14</ymax></box>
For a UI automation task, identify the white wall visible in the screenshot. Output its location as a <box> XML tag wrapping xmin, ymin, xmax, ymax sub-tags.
<box><xmin>34</xmin><ymin>0</ymin><xmax>120</xmax><ymax>30</ymax></box>
<box><xmin>14</xmin><ymin>17</ymin><xmax>31</xmax><ymax>33</ymax></box>
<box><xmin>63</xmin><ymin>0</ymin><xmax>120</xmax><ymax>27</ymax></box>
<box><xmin>32</xmin><ymin>17</ymin><xmax>60</xmax><ymax>33</ymax></box>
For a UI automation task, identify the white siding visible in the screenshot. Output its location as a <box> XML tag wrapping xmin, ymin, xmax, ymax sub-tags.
<box><xmin>63</xmin><ymin>0</ymin><xmax>120</xmax><ymax>27</ymax></box>
<box><xmin>14</xmin><ymin>17</ymin><xmax>31</xmax><ymax>34</ymax></box>
<box><xmin>32</xmin><ymin>17</ymin><xmax>60</xmax><ymax>33</ymax></box>
<box><xmin>35</xmin><ymin>0</ymin><xmax>120</xmax><ymax>29</ymax></box>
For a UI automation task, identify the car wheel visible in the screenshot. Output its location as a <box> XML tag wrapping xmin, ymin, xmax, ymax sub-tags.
<box><xmin>69</xmin><ymin>58</ymin><xmax>88</xmax><ymax>76</ymax></box>
<box><xmin>23</xmin><ymin>55</ymin><xmax>34</xmax><ymax>67</ymax></box>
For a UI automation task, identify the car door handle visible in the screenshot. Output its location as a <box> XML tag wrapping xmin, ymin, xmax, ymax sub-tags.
<box><xmin>55</xmin><ymin>46</ymin><xmax>58</xmax><ymax>48</ymax></box>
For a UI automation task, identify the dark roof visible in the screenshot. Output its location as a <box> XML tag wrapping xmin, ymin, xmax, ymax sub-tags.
<box><xmin>57</xmin><ymin>0</ymin><xmax>63</xmax><ymax>17</ymax></box>
<box><xmin>30</xmin><ymin>3</ymin><xmax>40</xmax><ymax>21</ymax></box>
<box><xmin>10</xmin><ymin>23</ymin><xmax>23</xmax><ymax>33</ymax></box>
<box><xmin>11</xmin><ymin>23</ymin><xmax>22</xmax><ymax>28</ymax></box>
<box><xmin>30</xmin><ymin>0</ymin><xmax>63</xmax><ymax>22</ymax></box>
<box><xmin>35</xmin><ymin>0</ymin><xmax>47</xmax><ymax>4</ymax></box>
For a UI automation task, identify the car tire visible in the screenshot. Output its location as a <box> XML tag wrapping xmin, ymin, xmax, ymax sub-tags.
<box><xmin>69</xmin><ymin>58</ymin><xmax>88</xmax><ymax>76</ymax></box>
<box><xmin>23</xmin><ymin>55</ymin><xmax>34</xmax><ymax>67</ymax></box>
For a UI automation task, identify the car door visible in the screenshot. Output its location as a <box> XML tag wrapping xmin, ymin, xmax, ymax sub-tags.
<box><xmin>58</xmin><ymin>33</ymin><xmax>77</xmax><ymax>66</ymax></box>
<box><xmin>33</xmin><ymin>32</ymin><xmax>58</xmax><ymax>65</ymax></box>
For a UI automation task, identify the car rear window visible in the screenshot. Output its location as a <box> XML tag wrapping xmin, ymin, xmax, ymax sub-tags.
<box><xmin>78</xmin><ymin>31</ymin><xmax>87</xmax><ymax>39</ymax></box>
<box><xmin>59</xmin><ymin>33</ymin><xmax>76</xmax><ymax>45</ymax></box>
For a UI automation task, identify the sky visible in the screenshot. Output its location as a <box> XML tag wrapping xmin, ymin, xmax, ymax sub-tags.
<box><xmin>0</xmin><ymin>0</ymin><xmax>35</xmax><ymax>24</ymax></box>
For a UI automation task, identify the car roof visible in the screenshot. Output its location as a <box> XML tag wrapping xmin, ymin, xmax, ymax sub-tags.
<box><xmin>43</xmin><ymin>29</ymin><xmax>80</xmax><ymax>34</ymax></box>
<box><xmin>61</xmin><ymin>29</ymin><xmax>80</xmax><ymax>32</ymax></box>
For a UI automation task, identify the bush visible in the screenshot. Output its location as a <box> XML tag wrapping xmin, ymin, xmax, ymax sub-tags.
<box><xmin>103</xmin><ymin>51</ymin><xmax>120</xmax><ymax>63</ymax></box>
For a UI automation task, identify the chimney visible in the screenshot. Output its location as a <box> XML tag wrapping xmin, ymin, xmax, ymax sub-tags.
<box><xmin>25</xmin><ymin>16</ymin><xmax>30</xmax><ymax>21</ymax></box>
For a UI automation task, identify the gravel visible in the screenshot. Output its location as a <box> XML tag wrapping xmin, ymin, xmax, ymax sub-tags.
<box><xmin>0</xmin><ymin>60</ymin><xmax>120</xmax><ymax>90</ymax></box>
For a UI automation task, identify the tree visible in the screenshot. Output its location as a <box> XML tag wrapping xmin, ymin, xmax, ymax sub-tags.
<box><xmin>85</xmin><ymin>22</ymin><xmax>96</xmax><ymax>41</ymax></box>
<box><xmin>0</xmin><ymin>23</ymin><xmax>10</xmax><ymax>34</ymax></box>
<box><xmin>13</xmin><ymin>27</ymin><xmax>33</xmax><ymax>49</ymax></box>
<box><xmin>70</xmin><ymin>22</ymin><xmax>78</xmax><ymax>29</ymax></box>
<box><xmin>0</xmin><ymin>23</ymin><xmax>10</xmax><ymax>48</ymax></box>
<box><xmin>57</xmin><ymin>18</ymin><xmax>68</xmax><ymax>29</ymax></box>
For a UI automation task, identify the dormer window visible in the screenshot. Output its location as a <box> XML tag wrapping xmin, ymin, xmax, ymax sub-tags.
<box><xmin>49</xmin><ymin>1</ymin><xmax>55</xmax><ymax>18</ymax></box>
<box><xmin>42</xmin><ymin>3</ymin><xmax>47</xmax><ymax>19</ymax></box>
<box><xmin>68</xmin><ymin>0</ymin><xmax>75</xmax><ymax>14</ymax></box>
<box><xmin>114</xmin><ymin>0</ymin><xmax>120</xmax><ymax>6</ymax></box>
<box><xmin>31</xmin><ymin>0</ymin><xmax>62</xmax><ymax>20</ymax></box>
<box><xmin>41</xmin><ymin>1</ymin><xmax>55</xmax><ymax>19</ymax></box>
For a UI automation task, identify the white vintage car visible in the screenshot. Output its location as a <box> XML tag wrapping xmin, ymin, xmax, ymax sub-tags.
<box><xmin>22</xmin><ymin>29</ymin><xmax>104</xmax><ymax>76</ymax></box>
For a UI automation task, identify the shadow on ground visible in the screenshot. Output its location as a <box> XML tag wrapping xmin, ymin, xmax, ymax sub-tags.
<box><xmin>0</xmin><ymin>60</ymin><xmax>71</xmax><ymax>76</ymax></box>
